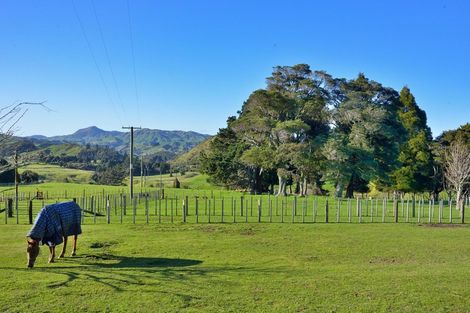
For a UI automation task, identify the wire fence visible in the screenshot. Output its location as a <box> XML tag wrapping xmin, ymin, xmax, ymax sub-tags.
<box><xmin>1</xmin><ymin>190</ymin><xmax>469</xmax><ymax>225</ymax></box>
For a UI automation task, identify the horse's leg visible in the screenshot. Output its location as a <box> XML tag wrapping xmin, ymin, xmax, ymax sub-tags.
<box><xmin>71</xmin><ymin>235</ymin><xmax>78</xmax><ymax>256</ymax></box>
<box><xmin>48</xmin><ymin>245</ymin><xmax>55</xmax><ymax>263</ymax></box>
<box><xmin>59</xmin><ymin>236</ymin><xmax>67</xmax><ymax>258</ymax></box>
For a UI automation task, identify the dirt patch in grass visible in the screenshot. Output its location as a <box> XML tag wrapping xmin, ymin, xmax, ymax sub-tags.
<box><xmin>89</xmin><ymin>241</ymin><xmax>118</xmax><ymax>249</ymax></box>
<box><xmin>85</xmin><ymin>253</ymin><xmax>115</xmax><ymax>260</ymax></box>
<box><xmin>420</xmin><ymin>223</ymin><xmax>465</xmax><ymax>228</ymax></box>
<box><xmin>239</xmin><ymin>228</ymin><xmax>256</xmax><ymax>236</ymax></box>
<box><xmin>369</xmin><ymin>256</ymin><xmax>400</xmax><ymax>264</ymax></box>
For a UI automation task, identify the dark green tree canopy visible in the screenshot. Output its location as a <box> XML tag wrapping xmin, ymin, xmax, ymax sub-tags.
<box><xmin>201</xmin><ymin>64</ymin><xmax>442</xmax><ymax>198</ymax></box>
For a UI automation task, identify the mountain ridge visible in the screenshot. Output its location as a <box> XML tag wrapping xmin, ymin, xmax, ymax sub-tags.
<box><xmin>24</xmin><ymin>126</ymin><xmax>211</xmax><ymax>156</ymax></box>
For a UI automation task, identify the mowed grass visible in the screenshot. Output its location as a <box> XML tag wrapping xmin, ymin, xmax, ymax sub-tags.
<box><xmin>1</xmin><ymin>223</ymin><xmax>470</xmax><ymax>312</ymax></box>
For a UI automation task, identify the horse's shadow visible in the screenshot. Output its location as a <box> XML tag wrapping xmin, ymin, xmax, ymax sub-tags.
<box><xmin>76</xmin><ymin>254</ymin><xmax>203</xmax><ymax>268</ymax></box>
<box><xmin>39</xmin><ymin>255</ymin><xmax>204</xmax><ymax>290</ymax></box>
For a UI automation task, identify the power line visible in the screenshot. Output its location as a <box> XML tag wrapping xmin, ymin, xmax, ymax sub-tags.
<box><xmin>90</xmin><ymin>0</ymin><xmax>127</xmax><ymax>117</ymax></box>
<box><xmin>126</xmin><ymin>0</ymin><xmax>141</xmax><ymax>124</ymax></box>
<box><xmin>70</xmin><ymin>0</ymin><xmax>124</xmax><ymax>126</ymax></box>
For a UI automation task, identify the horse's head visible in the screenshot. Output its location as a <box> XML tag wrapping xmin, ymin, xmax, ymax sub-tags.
<box><xmin>26</xmin><ymin>238</ymin><xmax>40</xmax><ymax>268</ymax></box>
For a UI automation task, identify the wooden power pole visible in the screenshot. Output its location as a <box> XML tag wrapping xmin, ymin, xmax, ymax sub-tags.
<box><xmin>122</xmin><ymin>126</ymin><xmax>141</xmax><ymax>199</ymax></box>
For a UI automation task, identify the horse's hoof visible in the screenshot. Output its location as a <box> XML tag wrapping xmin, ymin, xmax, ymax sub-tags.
<box><xmin>58</xmin><ymin>254</ymin><xmax>65</xmax><ymax>259</ymax></box>
<box><xmin>48</xmin><ymin>259</ymin><xmax>55</xmax><ymax>263</ymax></box>
<box><xmin>71</xmin><ymin>252</ymin><xmax>76</xmax><ymax>257</ymax></box>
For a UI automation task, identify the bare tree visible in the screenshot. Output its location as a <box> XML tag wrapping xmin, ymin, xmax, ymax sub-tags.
<box><xmin>1</xmin><ymin>101</ymin><xmax>47</xmax><ymax>174</ymax></box>
<box><xmin>0</xmin><ymin>102</ymin><xmax>47</xmax><ymax>144</ymax></box>
<box><xmin>444</xmin><ymin>140</ymin><xmax>470</xmax><ymax>222</ymax></box>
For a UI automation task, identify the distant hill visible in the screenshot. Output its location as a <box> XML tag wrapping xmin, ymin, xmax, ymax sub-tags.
<box><xmin>170</xmin><ymin>137</ymin><xmax>213</xmax><ymax>170</ymax></box>
<box><xmin>27</xmin><ymin>126</ymin><xmax>211</xmax><ymax>156</ymax></box>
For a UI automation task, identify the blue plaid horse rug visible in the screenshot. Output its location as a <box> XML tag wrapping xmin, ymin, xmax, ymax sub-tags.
<box><xmin>26</xmin><ymin>201</ymin><xmax>82</xmax><ymax>267</ymax></box>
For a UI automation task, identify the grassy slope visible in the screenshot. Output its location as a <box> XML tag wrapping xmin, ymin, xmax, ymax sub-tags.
<box><xmin>170</xmin><ymin>137</ymin><xmax>212</xmax><ymax>168</ymax></box>
<box><xmin>1</xmin><ymin>223</ymin><xmax>469</xmax><ymax>312</ymax></box>
<box><xmin>19</xmin><ymin>164</ymin><xmax>93</xmax><ymax>184</ymax></box>
<box><xmin>141</xmin><ymin>172</ymin><xmax>223</xmax><ymax>190</ymax></box>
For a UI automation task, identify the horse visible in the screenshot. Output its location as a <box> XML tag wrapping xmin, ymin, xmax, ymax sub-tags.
<box><xmin>26</xmin><ymin>201</ymin><xmax>82</xmax><ymax>268</ymax></box>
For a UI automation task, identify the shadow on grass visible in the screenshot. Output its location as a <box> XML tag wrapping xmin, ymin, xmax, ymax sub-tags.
<box><xmin>79</xmin><ymin>254</ymin><xmax>203</xmax><ymax>268</ymax></box>
<box><xmin>2</xmin><ymin>255</ymin><xmax>289</xmax><ymax>295</ymax></box>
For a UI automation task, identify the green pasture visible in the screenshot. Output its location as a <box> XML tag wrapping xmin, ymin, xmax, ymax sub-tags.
<box><xmin>129</xmin><ymin>172</ymin><xmax>222</xmax><ymax>190</ymax></box>
<box><xmin>1</xmin><ymin>223</ymin><xmax>470</xmax><ymax>312</ymax></box>
<box><xmin>18</xmin><ymin>164</ymin><xmax>94</xmax><ymax>184</ymax></box>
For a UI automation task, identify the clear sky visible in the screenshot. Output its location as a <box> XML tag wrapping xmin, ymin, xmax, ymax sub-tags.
<box><xmin>1</xmin><ymin>0</ymin><xmax>469</xmax><ymax>138</ymax></box>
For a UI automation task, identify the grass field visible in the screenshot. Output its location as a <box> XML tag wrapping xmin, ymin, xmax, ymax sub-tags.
<box><xmin>18</xmin><ymin>164</ymin><xmax>94</xmax><ymax>184</ymax></box>
<box><xmin>1</xmin><ymin>223</ymin><xmax>470</xmax><ymax>312</ymax></box>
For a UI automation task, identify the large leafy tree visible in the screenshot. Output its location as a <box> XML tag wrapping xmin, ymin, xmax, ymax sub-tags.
<box><xmin>265</xmin><ymin>65</ymin><xmax>330</xmax><ymax>195</ymax></box>
<box><xmin>325</xmin><ymin>74</ymin><xmax>405</xmax><ymax>198</ymax></box>
<box><xmin>200</xmin><ymin>117</ymin><xmax>251</xmax><ymax>189</ymax></box>
<box><xmin>392</xmin><ymin>86</ymin><xmax>435</xmax><ymax>194</ymax></box>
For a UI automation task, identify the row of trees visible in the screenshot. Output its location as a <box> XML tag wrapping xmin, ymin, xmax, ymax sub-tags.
<box><xmin>200</xmin><ymin>64</ymin><xmax>469</xmax><ymax>208</ymax></box>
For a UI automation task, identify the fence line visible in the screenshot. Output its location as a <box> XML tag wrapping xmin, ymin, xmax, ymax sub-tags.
<box><xmin>2</xmin><ymin>190</ymin><xmax>468</xmax><ymax>225</ymax></box>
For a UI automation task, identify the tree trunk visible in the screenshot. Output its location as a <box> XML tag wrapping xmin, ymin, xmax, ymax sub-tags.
<box><xmin>250</xmin><ymin>167</ymin><xmax>263</xmax><ymax>195</ymax></box>
<box><xmin>277</xmin><ymin>175</ymin><xmax>287</xmax><ymax>196</ymax></box>
<box><xmin>456</xmin><ymin>187</ymin><xmax>462</xmax><ymax>211</ymax></box>
<box><xmin>295</xmin><ymin>182</ymin><xmax>300</xmax><ymax>194</ymax></box>
<box><xmin>302</xmin><ymin>177</ymin><xmax>308</xmax><ymax>196</ymax></box>
<box><xmin>461</xmin><ymin>199</ymin><xmax>465</xmax><ymax>224</ymax></box>
<box><xmin>345</xmin><ymin>175</ymin><xmax>354</xmax><ymax>198</ymax></box>
<box><xmin>335</xmin><ymin>182</ymin><xmax>343</xmax><ymax>198</ymax></box>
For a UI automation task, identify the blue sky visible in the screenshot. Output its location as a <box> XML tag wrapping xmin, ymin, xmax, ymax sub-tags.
<box><xmin>0</xmin><ymin>0</ymin><xmax>469</xmax><ymax>138</ymax></box>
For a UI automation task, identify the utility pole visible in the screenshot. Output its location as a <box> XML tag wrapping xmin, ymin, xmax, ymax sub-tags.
<box><xmin>122</xmin><ymin>126</ymin><xmax>141</xmax><ymax>199</ymax></box>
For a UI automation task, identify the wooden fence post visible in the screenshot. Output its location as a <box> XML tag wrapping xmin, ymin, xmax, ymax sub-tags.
<box><xmin>7</xmin><ymin>198</ymin><xmax>13</xmax><ymax>218</ymax></box>
<box><xmin>438</xmin><ymin>200</ymin><xmax>443</xmax><ymax>224</ymax></box>
<box><xmin>132</xmin><ymin>197</ymin><xmax>136</xmax><ymax>224</ymax></box>
<box><xmin>370</xmin><ymin>198</ymin><xmax>374</xmax><ymax>223</ymax></box>
<box><xmin>170</xmin><ymin>197</ymin><xmax>174</xmax><ymax>223</ymax></box>
<box><xmin>208</xmin><ymin>198</ymin><xmax>211</xmax><ymax>223</ymax></box>
<box><xmin>348</xmin><ymin>198</ymin><xmax>351</xmax><ymax>223</ymax></box>
<box><xmin>92</xmin><ymin>196</ymin><xmax>96</xmax><ymax>224</ymax></box>
<box><xmin>107</xmin><ymin>195</ymin><xmax>111</xmax><ymax>224</ymax></box>
<box><xmin>123</xmin><ymin>195</ymin><xmax>127</xmax><ymax>216</ymax></box>
<box><xmin>145</xmin><ymin>194</ymin><xmax>149</xmax><ymax>224</ymax></box>
<box><xmin>184</xmin><ymin>196</ymin><xmax>188</xmax><ymax>223</ymax></box>
<box><xmin>428</xmin><ymin>200</ymin><xmax>432</xmax><ymax>223</ymax></box>
<box><xmin>381</xmin><ymin>198</ymin><xmax>386</xmax><ymax>223</ymax></box>
<box><xmin>394</xmin><ymin>198</ymin><xmax>398</xmax><ymax>223</ymax></box>
<box><xmin>292</xmin><ymin>197</ymin><xmax>296</xmax><ymax>223</ymax></box>
<box><xmin>258</xmin><ymin>198</ymin><xmax>261</xmax><ymax>223</ymax></box>
<box><xmin>359</xmin><ymin>199</ymin><xmax>362</xmax><ymax>223</ymax></box>
<box><xmin>28</xmin><ymin>200</ymin><xmax>33</xmax><ymax>224</ymax></box>
<box><xmin>195</xmin><ymin>197</ymin><xmax>199</xmax><ymax>223</ymax></box>
<box><xmin>269</xmin><ymin>198</ymin><xmax>272</xmax><ymax>223</ymax></box>
<box><xmin>449</xmin><ymin>199</ymin><xmax>453</xmax><ymax>223</ymax></box>
<box><xmin>221</xmin><ymin>198</ymin><xmax>224</xmax><ymax>223</ymax></box>
<box><xmin>325</xmin><ymin>198</ymin><xmax>329</xmax><ymax>223</ymax></box>
<box><xmin>302</xmin><ymin>198</ymin><xmax>306</xmax><ymax>223</ymax></box>
<box><xmin>232</xmin><ymin>198</ymin><xmax>236</xmax><ymax>223</ymax></box>
<box><xmin>245</xmin><ymin>199</ymin><xmax>248</xmax><ymax>223</ymax></box>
